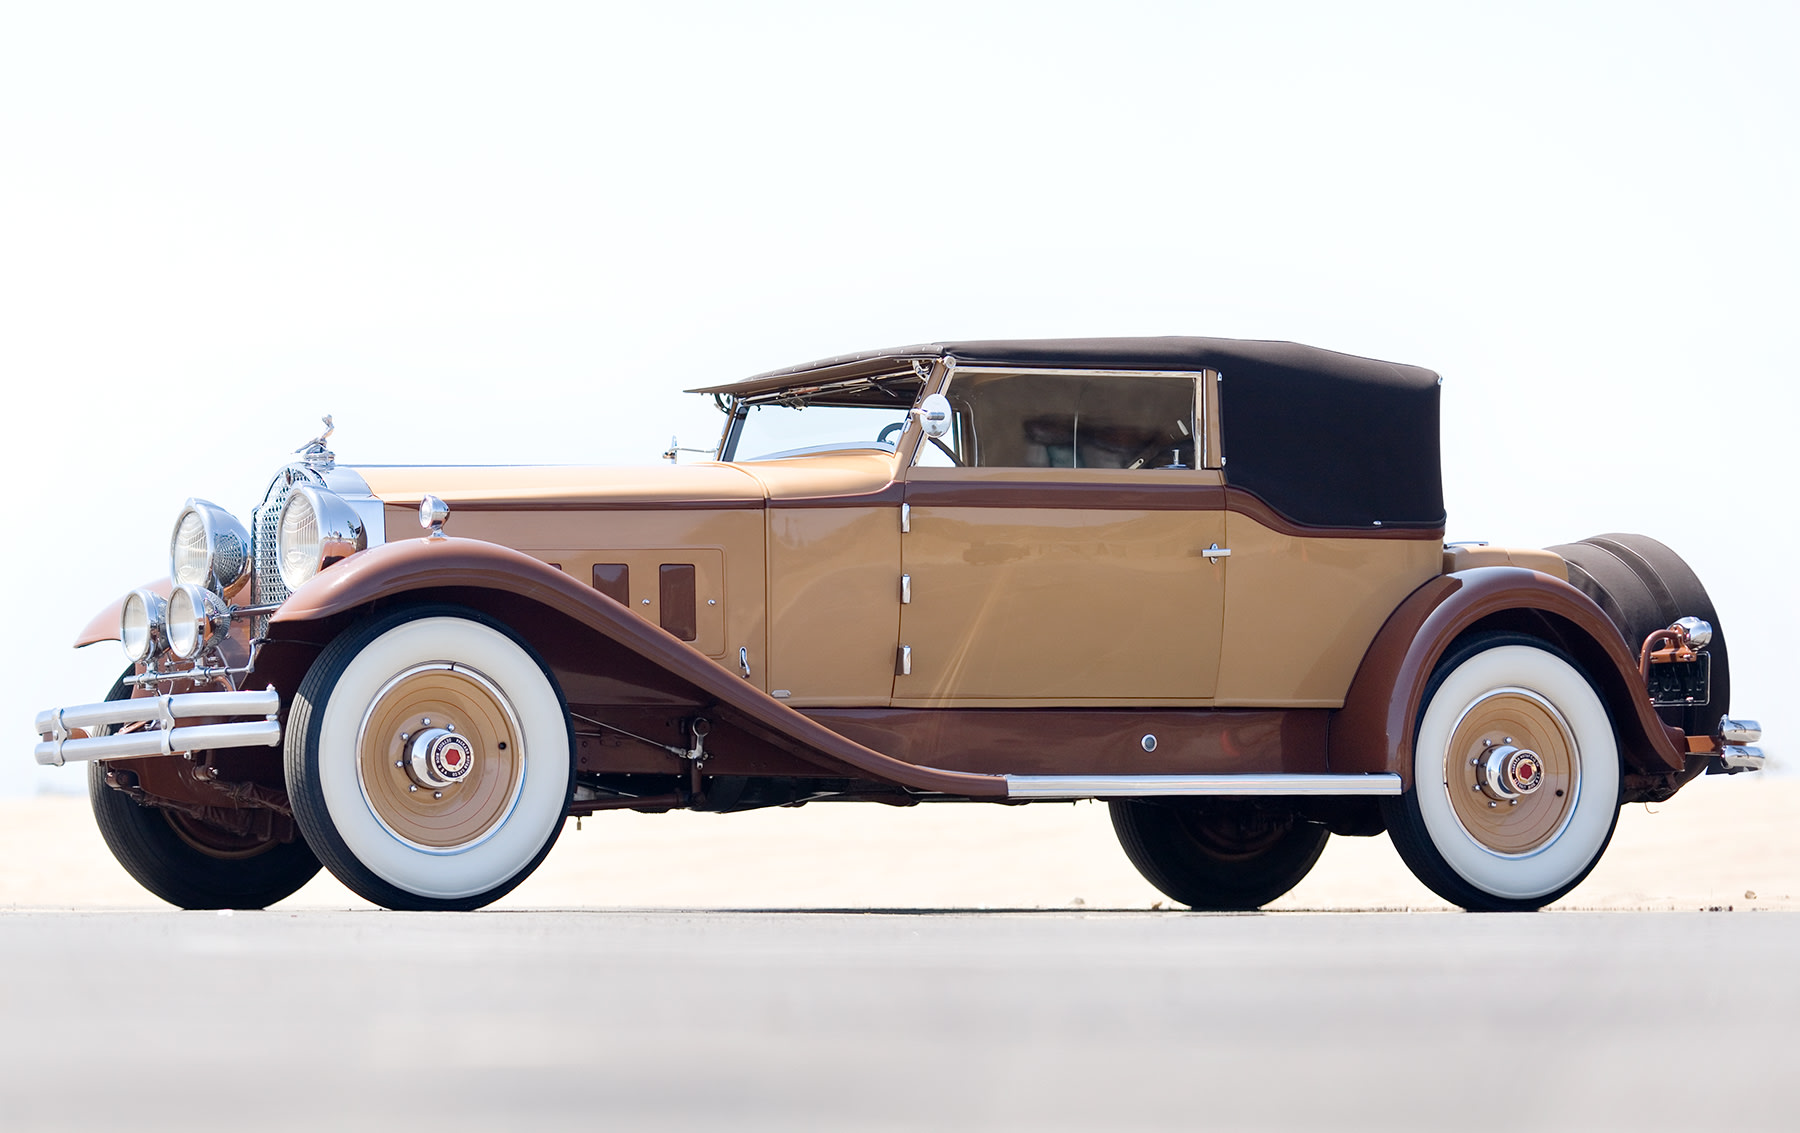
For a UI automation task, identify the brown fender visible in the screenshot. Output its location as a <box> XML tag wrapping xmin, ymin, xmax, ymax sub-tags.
<box><xmin>74</xmin><ymin>579</ymin><xmax>171</xmax><ymax>647</ymax></box>
<box><xmin>269</xmin><ymin>537</ymin><xmax>1007</xmax><ymax>798</ymax></box>
<box><xmin>1329</xmin><ymin>566</ymin><xmax>1688</xmax><ymax>787</ymax></box>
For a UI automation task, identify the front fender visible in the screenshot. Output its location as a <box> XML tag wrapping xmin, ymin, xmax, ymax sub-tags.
<box><xmin>75</xmin><ymin>579</ymin><xmax>171</xmax><ymax>647</ymax></box>
<box><xmin>270</xmin><ymin>537</ymin><xmax>1007</xmax><ymax>798</ymax></box>
<box><xmin>1329</xmin><ymin>566</ymin><xmax>1688</xmax><ymax>786</ymax></box>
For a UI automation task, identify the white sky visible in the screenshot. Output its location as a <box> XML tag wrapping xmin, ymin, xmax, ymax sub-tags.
<box><xmin>3</xmin><ymin>1</ymin><xmax>1794</xmax><ymax>797</ymax></box>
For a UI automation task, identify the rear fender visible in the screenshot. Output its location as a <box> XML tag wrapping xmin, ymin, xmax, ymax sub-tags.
<box><xmin>1329</xmin><ymin>566</ymin><xmax>1687</xmax><ymax>787</ymax></box>
<box><xmin>269</xmin><ymin>538</ymin><xmax>1006</xmax><ymax>798</ymax></box>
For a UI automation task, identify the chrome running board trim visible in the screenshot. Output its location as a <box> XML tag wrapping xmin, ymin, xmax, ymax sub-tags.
<box><xmin>1004</xmin><ymin>773</ymin><xmax>1404</xmax><ymax>799</ymax></box>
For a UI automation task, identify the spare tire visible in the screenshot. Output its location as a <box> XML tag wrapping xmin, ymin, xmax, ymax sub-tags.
<box><xmin>1546</xmin><ymin>533</ymin><xmax>1729</xmax><ymax>738</ymax></box>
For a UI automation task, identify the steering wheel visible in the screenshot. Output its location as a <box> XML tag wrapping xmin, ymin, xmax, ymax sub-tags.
<box><xmin>877</xmin><ymin>421</ymin><xmax>905</xmax><ymax>446</ymax></box>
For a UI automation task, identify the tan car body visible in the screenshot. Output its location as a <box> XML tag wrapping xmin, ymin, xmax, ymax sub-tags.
<box><xmin>230</xmin><ymin>365</ymin><xmax>1693</xmax><ymax>797</ymax></box>
<box><xmin>75</xmin><ymin>362</ymin><xmax>1704</xmax><ymax>803</ymax></box>
<box><xmin>50</xmin><ymin>336</ymin><xmax>1753</xmax><ymax>914</ymax></box>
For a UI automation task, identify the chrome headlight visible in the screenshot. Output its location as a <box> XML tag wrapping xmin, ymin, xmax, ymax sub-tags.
<box><xmin>120</xmin><ymin>588</ymin><xmax>168</xmax><ymax>663</ymax></box>
<box><xmin>277</xmin><ymin>485</ymin><xmax>367</xmax><ymax>592</ymax></box>
<box><xmin>169</xmin><ymin>499</ymin><xmax>251</xmax><ymax>598</ymax></box>
<box><xmin>167</xmin><ymin>583</ymin><xmax>230</xmax><ymax>661</ymax></box>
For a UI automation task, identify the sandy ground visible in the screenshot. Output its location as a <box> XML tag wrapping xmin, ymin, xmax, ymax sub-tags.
<box><xmin>2</xmin><ymin>773</ymin><xmax>1791</xmax><ymax>911</ymax></box>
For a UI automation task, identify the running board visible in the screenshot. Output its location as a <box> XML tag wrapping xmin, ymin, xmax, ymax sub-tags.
<box><xmin>1004</xmin><ymin>773</ymin><xmax>1404</xmax><ymax>800</ymax></box>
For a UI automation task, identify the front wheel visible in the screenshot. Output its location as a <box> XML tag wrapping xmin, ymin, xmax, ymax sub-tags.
<box><xmin>285</xmin><ymin>606</ymin><xmax>576</xmax><ymax>911</ymax></box>
<box><xmin>1110</xmin><ymin>800</ymin><xmax>1329</xmax><ymax>910</ymax></box>
<box><xmin>89</xmin><ymin>675</ymin><xmax>321</xmax><ymax>910</ymax></box>
<box><xmin>1382</xmin><ymin>633</ymin><xmax>1621</xmax><ymax>912</ymax></box>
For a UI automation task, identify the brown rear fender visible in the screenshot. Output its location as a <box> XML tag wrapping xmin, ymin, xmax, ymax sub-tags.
<box><xmin>1329</xmin><ymin>566</ymin><xmax>1688</xmax><ymax>786</ymax></box>
<box><xmin>270</xmin><ymin>538</ymin><xmax>1006</xmax><ymax>798</ymax></box>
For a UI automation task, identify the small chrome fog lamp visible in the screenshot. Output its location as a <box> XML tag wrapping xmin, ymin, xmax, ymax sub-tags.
<box><xmin>277</xmin><ymin>485</ymin><xmax>367</xmax><ymax>592</ymax></box>
<box><xmin>169</xmin><ymin>500</ymin><xmax>251</xmax><ymax>598</ymax></box>
<box><xmin>166</xmin><ymin>583</ymin><xmax>231</xmax><ymax>661</ymax></box>
<box><xmin>120</xmin><ymin>588</ymin><xmax>168</xmax><ymax>663</ymax></box>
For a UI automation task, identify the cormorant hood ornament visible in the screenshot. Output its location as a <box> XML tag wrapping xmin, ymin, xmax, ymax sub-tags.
<box><xmin>296</xmin><ymin>415</ymin><xmax>335</xmax><ymax>471</ymax></box>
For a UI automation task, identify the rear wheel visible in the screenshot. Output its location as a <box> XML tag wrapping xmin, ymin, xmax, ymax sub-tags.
<box><xmin>1110</xmin><ymin>800</ymin><xmax>1329</xmax><ymax>910</ymax></box>
<box><xmin>89</xmin><ymin>675</ymin><xmax>321</xmax><ymax>910</ymax></box>
<box><xmin>285</xmin><ymin>606</ymin><xmax>575</xmax><ymax>911</ymax></box>
<box><xmin>1382</xmin><ymin>633</ymin><xmax>1621</xmax><ymax>911</ymax></box>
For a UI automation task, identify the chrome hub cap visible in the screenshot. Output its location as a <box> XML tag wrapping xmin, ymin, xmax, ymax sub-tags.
<box><xmin>1478</xmin><ymin>741</ymin><xmax>1545</xmax><ymax>801</ymax></box>
<box><xmin>408</xmin><ymin>727</ymin><xmax>475</xmax><ymax>790</ymax></box>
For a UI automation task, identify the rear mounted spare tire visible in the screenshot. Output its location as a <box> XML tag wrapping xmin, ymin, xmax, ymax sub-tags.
<box><xmin>1546</xmin><ymin>533</ymin><xmax>1729</xmax><ymax>738</ymax></box>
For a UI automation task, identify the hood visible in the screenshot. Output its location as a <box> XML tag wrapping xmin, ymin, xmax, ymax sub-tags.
<box><xmin>352</xmin><ymin>451</ymin><xmax>900</xmax><ymax>509</ymax></box>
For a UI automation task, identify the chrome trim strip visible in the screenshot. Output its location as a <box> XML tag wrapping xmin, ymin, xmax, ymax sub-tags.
<box><xmin>1004</xmin><ymin>773</ymin><xmax>1405</xmax><ymax>799</ymax></box>
<box><xmin>949</xmin><ymin>366</ymin><xmax>1212</xmax><ymax>379</ymax></box>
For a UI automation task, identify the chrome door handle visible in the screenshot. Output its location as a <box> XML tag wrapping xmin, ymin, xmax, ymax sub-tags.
<box><xmin>1201</xmin><ymin>544</ymin><xmax>1231</xmax><ymax>560</ymax></box>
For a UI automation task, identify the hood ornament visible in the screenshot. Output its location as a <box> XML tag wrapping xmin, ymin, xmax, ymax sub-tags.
<box><xmin>295</xmin><ymin>415</ymin><xmax>336</xmax><ymax>472</ymax></box>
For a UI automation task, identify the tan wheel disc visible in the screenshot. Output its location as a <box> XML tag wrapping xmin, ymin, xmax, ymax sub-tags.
<box><xmin>356</xmin><ymin>663</ymin><xmax>524</xmax><ymax>850</ymax></box>
<box><xmin>1444</xmin><ymin>688</ymin><xmax>1579</xmax><ymax>855</ymax></box>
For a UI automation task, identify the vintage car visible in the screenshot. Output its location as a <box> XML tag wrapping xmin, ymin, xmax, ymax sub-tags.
<box><xmin>35</xmin><ymin>337</ymin><xmax>1766</xmax><ymax>912</ymax></box>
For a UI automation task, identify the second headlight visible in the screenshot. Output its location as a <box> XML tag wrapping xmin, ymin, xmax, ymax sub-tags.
<box><xmin>169</xmin><ymin>500</ymin><xmax>250</xmax><ymax>597</ymax></box>
<box><xmin>277</xmin><ymin>485</ymin><xmax>367</xmax><ymax>592</ymax></box>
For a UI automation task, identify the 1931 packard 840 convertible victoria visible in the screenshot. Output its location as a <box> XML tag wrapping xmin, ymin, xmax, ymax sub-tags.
<box><xmin>35</xmin><ymin>338</ymin><xmax>1767</xmax><ymax>911</ymax></box>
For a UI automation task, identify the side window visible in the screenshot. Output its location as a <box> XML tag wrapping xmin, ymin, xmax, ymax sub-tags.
<box><xmin>932</xmin><ymin>372</ymin><xmax>1197</xmax><ymax>469</ymax></box>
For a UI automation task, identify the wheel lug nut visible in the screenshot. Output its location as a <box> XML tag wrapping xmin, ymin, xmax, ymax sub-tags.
<box><xmin>408</xmin><ymin>785</ymin><xmax>418</xmax><ymax>793</ymax></box>
<box><xmin>433</xmin><ymin>791</ymin><xmax>443</xmax><ymax>799</ymax></box>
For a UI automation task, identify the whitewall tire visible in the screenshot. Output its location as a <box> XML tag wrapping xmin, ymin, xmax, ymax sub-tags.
<box><xmin>1382</xmin><ymin>634</ymin><xmax>1621</xmax><ymax>911</ymax></box>
<box><xmin>286</xmin><ymin>606</ymin><xmax>574</xmax><ymax>910</ymax></box>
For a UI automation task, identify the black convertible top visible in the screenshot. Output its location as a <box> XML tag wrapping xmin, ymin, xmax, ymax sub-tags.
<box><xmin>691</xmin><ymin>337</ymin><xmax>1445</xmax><ymax>532</ymax></box>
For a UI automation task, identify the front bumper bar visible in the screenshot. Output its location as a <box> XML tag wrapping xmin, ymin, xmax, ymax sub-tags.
<box><xmin>34</xmin><ymin>689</ymin><xmax>282</xmax><ymax>767</ymax></box>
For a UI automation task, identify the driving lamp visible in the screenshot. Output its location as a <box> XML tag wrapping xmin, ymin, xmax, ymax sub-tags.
<box><xmin>166</xmin><ymin>583</ymin><xmax>230</xmax><ymax>661</ymax></box>
<box><xmin>119</xmin><ymin>588</ymin><xmax>168</xmax><ymax>663</ymax></box>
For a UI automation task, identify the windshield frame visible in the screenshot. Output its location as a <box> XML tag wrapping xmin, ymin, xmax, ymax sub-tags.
<box><xmin>718</xmin><ymin>371</ymin><xmax>927</xmax><ymax>463</ymax></box>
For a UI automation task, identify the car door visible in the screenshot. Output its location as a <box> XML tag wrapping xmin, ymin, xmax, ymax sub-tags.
<box><xmin>894</xmin><ymin>369</ymin><xmax>1226</xmax><ymax>704</ymax></box>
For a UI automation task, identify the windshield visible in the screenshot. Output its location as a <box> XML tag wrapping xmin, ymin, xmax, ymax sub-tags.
<box><xmin>723</xmin><ymin>375</ymin><xmax>923</xmax><ymax>462</ymax></box>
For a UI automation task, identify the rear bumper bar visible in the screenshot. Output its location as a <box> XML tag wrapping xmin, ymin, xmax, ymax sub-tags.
<box><xmin>34</xmin><ymin>689</ymin><xmax>282</xmax><ymax>767</ymax></box>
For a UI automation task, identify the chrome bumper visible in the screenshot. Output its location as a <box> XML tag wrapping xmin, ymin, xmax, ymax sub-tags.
<box><xmin>1714</xmin><ymin>718</ymin><xmax>1766</xmax><ymax>773</ymax></box>
<box><xmin>34</xmin><ymin>689</ymin><xmax>282</xmax><ymax>767</ymax></box>
<box><xmin>1718</xmin><ymin>745</ymin><xmax>1766</xmax><ymax>772</ymax></box>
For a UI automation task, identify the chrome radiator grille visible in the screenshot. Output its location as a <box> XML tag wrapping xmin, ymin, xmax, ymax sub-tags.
<box><xmin>253</xmin><ymin>474</ymin><xmax>295</xmax><ymax>624</ymax></box>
